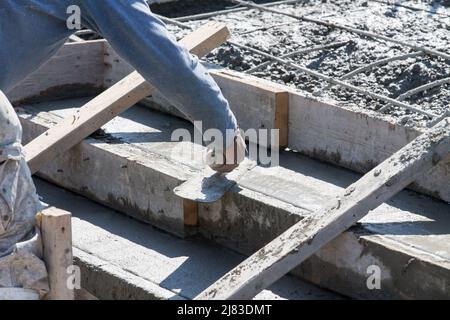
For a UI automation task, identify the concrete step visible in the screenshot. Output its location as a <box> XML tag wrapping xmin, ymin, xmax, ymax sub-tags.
<box><xmin>19</xmin><ymin>98</ymin><xmax>450</xmax><ymax>299</ymax></box>
<box><xmin>35</xmin><ymin>178</ymin><xmax>342</xmax><ymax>300</ymax></box>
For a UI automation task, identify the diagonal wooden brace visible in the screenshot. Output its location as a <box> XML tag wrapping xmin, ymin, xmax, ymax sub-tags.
<box><xmin>196</xmin><ymin>117</ymin><xmax>450</xmax><ymax>300</ymax></box>
<box><xmin>24</xmin><ymin>22</ymin><xmax>230</xmax><ymax>174</ymax></box>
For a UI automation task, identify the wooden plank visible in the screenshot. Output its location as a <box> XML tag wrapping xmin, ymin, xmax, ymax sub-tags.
<box><xmin>196</xmin><ymin>118</ymin><xmax>450</xmax><ymax>300</ymax></box>
<box><xmin>24</xmin><ymin>22</ymin><xmax>230</xmax><ymax>174</ymax></box>
<box><xmin>19</xmin><ymin>99</ymin><xmax>450</xmax><ymax>299</ymax></box>
<box><xmin>37</xmin><ymin>207</ymin><xmax>74</xmax><ymax>300</ymax></box>
<box><xmin>20</xmin><ymin>102</ymin><xmax>195</xmax><ymax>238</ymax></box>
<box><xmin>25</xmin><ymin>71</ymin><xmax>152</xmax><ymax>174</ymax></box>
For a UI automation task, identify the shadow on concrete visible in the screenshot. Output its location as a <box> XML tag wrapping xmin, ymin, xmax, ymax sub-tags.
<box><xmin>36</xmin><ymin>178</ymin><xmax>339</xmax><ymax>299</ymax></box>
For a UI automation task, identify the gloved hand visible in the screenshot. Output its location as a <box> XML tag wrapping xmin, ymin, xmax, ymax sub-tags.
<box><xmin>205</xmin><ymin>129</ymin><xmax>246</xmax><ymax>173</ymax></box>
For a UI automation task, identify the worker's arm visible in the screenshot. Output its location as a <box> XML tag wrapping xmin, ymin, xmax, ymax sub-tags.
<box><xmin>79</xmin><ymin>0</ymin><xmax>238</xmax><ymax>146</ymax></box>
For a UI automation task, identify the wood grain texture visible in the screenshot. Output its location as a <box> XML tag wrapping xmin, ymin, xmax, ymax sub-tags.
<box><xmin>183</xmin><ymin>199</ymin><xmax>199</xmax><ymax>226</ymax></box>
<box><xmin>174</xmin><ymin>159</ymin><xmax>257</xmax><ymax>203</ymax></box>
<box><xmin>178</xmin><ymin>21</ymin><xmax>231</xmax><ymax>58</ymax></box>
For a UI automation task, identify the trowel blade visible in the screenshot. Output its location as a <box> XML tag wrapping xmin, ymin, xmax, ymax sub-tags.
<box><xmin>174</xmin><ymin>158</ymin><xmax>257</xmax><ymax>203</ymax></box>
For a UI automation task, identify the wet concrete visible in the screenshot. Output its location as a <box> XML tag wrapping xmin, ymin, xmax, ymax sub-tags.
<box><xmin>161</xmin><ymin>0</ymin><xmax>450</xmax><ymax>127</ymax></box>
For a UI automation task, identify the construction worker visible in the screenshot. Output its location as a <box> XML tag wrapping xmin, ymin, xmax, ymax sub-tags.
<box><xmin>0</xmin><ymin>0</ymin><xmax>245</xmax><ymax>297</ymax></box>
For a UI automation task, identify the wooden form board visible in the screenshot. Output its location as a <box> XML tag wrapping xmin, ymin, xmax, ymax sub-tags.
<box><xmin>18</xmin><ymin>101</ymin><xmax>450</xmax><ymax>299</ymax></box>
<box><xmin>22</xmin><ymin>22</ymin><xmax>229</xmax><ymax>174</ymax></box>
<box><xmin>197</xmin><ymin>118</ymin><xmax>450</xmax><ymax>300</ymax></box>
<box><xmin>0</xmin><ymin>208</ymin><xmax>74</xmax><ymax>300</ymax></box>
<box><xmin>23</xmin><ymin>70</ymin><xmax>154</xmax><ymax>174</ymax></box>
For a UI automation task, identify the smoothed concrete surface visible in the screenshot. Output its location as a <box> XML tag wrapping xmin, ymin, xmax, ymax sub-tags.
<box><xmin>35</xmin><ymin>178</ymin><xmax>343</xmax><ymax>300</ymax></box>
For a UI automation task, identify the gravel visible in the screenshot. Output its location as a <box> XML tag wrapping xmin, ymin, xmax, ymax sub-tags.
<box><xmin>161</xmin><ymin>0</ymin><xmax>450</xmax><ymax>127</ymax></box>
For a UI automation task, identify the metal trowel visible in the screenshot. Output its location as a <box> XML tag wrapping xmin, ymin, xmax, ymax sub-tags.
<box><xmin>174</xmin><ymin>158</ymin><xmax>257</xmax><ymax>203</ymax></box>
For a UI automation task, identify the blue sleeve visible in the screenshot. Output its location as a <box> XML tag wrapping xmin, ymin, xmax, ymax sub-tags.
<box><xmin>80</xmin><ymin>0</ymin><xmax>238</xmax><ymax>140</ymax></box>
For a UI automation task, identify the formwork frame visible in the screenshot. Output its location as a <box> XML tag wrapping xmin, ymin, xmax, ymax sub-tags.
<box><xmin>8</xmin><ymin>37</ymin><xmax>450</xmax><ymax>299</ymax></box>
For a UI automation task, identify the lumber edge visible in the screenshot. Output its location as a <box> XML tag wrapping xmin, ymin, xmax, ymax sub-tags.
<box><xmin>0</xmin><ymin>288</ymin><xmax>40</xmax><ymax>300</ymax></box>
<box><xmin>37</xmin><ymin>207</ymin><xmax>75</xmax><ymax>300</ymax></box>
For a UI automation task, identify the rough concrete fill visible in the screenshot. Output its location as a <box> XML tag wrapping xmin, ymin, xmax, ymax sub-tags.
<box><xmin>161</xmin><ymin>0</ymin><xmax>450</xmax><ymax>127</ymax></box>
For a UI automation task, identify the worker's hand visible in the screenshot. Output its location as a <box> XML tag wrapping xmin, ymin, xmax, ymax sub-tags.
<box><xmin>205</xmin><ymin>129</ymin><xmax>246</xmax><ymax>173</ymax></box>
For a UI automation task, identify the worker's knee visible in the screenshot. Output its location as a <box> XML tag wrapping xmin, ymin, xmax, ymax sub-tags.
<box><xmin>0</xmin><ymin>158</ymin><xmax>41</xmax><ymax>255</ymax></box>
<box><xmin>0</xmin><ymin>90</ymin><xmax>22</xmax><ymax>148</ymax></box>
